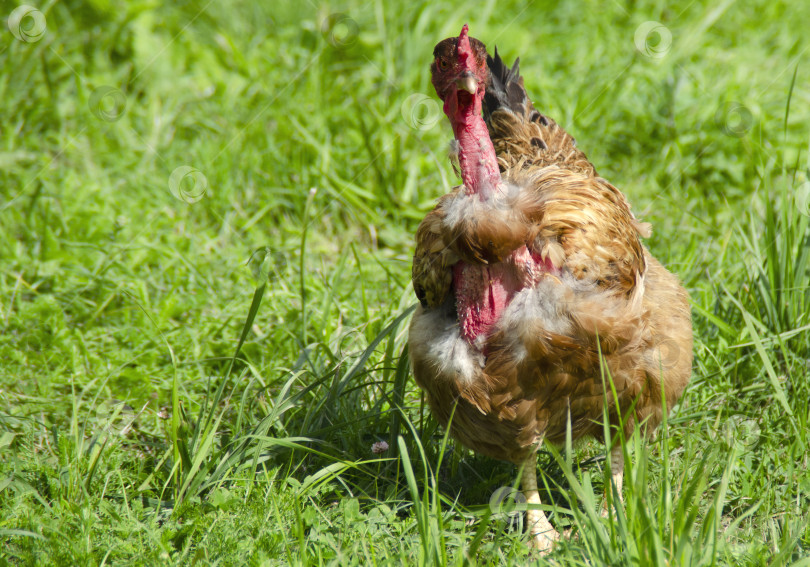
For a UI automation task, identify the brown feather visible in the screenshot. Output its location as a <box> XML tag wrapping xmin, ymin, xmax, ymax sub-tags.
<box><xmin>409</xmin><ymin>41</ymin><xmax>692</xmax><ymax>467</ymax></box>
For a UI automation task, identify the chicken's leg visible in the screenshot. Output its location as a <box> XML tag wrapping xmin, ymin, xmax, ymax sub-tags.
<box><xmin>610</xmin><ymin>443</ymin><xmax>624</xmax><ymax>501</ymax></box>
<box><xmin>602</xmin><ymin>443</ymin><xmax>625</xmax><ymax>518</ymax></box>
<box><xmin>521</xmin><ymin>452</ymin><xmax>560</xmax><ymax>552</ymax></box>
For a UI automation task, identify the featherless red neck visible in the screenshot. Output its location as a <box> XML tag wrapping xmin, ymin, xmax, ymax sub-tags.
<box><xmin>447</xmin><ymin>26</ymin><xmax>501</xmax><ymax>197</ymax></box>
<box><xmin>431</xmin><ymin>24</ymin><xmax>501</xmax><ymax>198</ymax></box>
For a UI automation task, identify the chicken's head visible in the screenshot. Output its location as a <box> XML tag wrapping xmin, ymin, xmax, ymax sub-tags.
<box><xmin>431</xmin><ymin>25</ymin><xmax>488</xmax><ymax>119</ymax></box>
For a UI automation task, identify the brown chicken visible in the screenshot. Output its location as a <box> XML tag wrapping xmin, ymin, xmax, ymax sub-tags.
<box><xmin>408</xmin><ymin>25</ymin><xmax>693</xmax><ymax>551</ymax></box>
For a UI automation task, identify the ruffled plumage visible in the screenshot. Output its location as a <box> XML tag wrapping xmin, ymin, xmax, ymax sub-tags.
<box><xmin>409</xmin><ymin>43</ymin><xmax>692</xmax><ymax>465</ymax></box>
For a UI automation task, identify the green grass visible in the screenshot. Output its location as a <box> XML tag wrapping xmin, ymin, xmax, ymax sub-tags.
<box><xmin>1</xmin><ymin>0</ymin><xmax>809</xmax><ymax>564</ymax></box>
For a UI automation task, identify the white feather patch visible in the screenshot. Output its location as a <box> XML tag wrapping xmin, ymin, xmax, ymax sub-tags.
<box><xmin>440</xmin><ymin>181</ymin><xmax>526</xmax><ymax>232</ymax></box>
<box><xmin>410</xmin><ymin>307</ymin><xmax>484</xmax><ymax>385</ymax></box>
<box><xmin>497</xmin><ymin>281</ymin><xmax>571</xmax><ymax>362</ymax></box>
<box><xmin>501</xmin><ymin>280</ymin><xmax>573</xmax><ymax>336</ymax></box>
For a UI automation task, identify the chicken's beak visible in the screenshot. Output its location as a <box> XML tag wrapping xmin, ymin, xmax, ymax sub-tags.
<box><xmin>456</xmin><ymin>72</ymin><xmax>478</xmax><ymax>94</ymax></box>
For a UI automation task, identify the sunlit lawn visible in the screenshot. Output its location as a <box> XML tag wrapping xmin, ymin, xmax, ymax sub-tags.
<box><xmin>1</xmin><ymin>0</ymin><xmax>809</xmax><ymax>564</ymax></box>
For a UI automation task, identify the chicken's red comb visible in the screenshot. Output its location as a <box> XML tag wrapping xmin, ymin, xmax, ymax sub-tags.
<box><xmin>457</xmin><ymin>24</ymin><xmax>473</xmax><ymax>68</ymax></box>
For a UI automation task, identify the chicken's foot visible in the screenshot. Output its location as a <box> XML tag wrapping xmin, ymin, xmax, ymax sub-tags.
<box><xmin>521</xmin><ymin>451</ymin><xmax>560</xmax><ymax>552</ymax></box>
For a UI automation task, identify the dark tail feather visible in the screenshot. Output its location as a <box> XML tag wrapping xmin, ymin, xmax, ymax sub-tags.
<box><xmin>482</xmin><ymin>47</ymin><xmax>595</xmax><ymax>176</ymax></box>
<box><xmin>483</xmin><ymin>47</ymin><xmax>532</xmax><ymax>123</ymax></box>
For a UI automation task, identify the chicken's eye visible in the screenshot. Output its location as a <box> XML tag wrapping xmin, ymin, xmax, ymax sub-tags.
<box><xmin>438</xmin><ymin>59</ymin><xmax>450</xmax><ymax>71</ymax></box>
